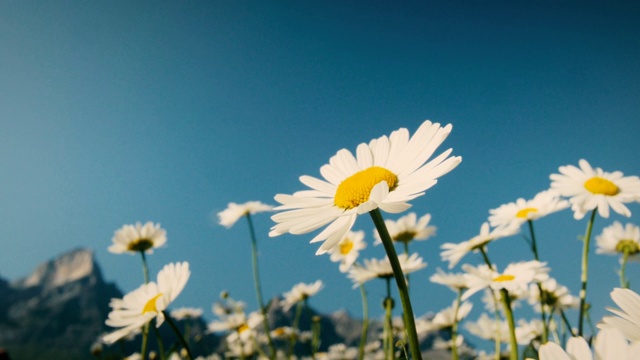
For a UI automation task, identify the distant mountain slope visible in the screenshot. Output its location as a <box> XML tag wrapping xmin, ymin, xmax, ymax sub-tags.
<box><xmin>0</xmin><ymin>248</ymin><xmax>452</xmax><ymax>359</ymax></box>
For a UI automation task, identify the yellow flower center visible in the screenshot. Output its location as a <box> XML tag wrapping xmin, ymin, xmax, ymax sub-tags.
<box><xmin>584</xmin><ymin>177</ymin><xmax>620</xmax><ymax>196</ymax></box>
<box><xmin>516</xmin><ymin>207</ymin><xmax>538</xmax><ymax>219</ymax></box>
<box><xmin>142</xmin><ymin>293</ymin><xmax>163</xmax><ymax>314</ymax></box>
<box><xmin>339</xmin><ymin>239</ymin><xmax>354</xmax><ymax>255</ymax></box>
<box><xmin>273</xmin><ymin>327</ymin><xmax>287</xmax><ymax>336</ymax></box>
<box><xmin>238</xmin><ymin>323</ymin><xmax>249</xmax><ymax>333</ymax></box>
<box><xmin>616</xmin><ymin>240</ymin><xmax>640</xmax><ymax>255</ymax></box>
<box><xmin>394</xmin><ymin>231</ymin><xmax>417</xmax><ymax>243</ymax></box>
<box><xmin>493</xmin><ymin>274</ymin><xmax>515</xmax><ymax>282</ymax></box>
<box><xmin>334</xmin><ymin>166</ymin><xmax>398</xmax><ymax>210</ymax></box>
<box><xmin>127</xmin><ymin>238</ymin><xmax>154</xmax><ymax>252</ymax></box>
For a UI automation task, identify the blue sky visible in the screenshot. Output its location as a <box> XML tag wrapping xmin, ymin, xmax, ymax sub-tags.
<box><xmin>1</xmin><ymin>0</ymin><xmax>640</xmax><ymax>347</ymax></box>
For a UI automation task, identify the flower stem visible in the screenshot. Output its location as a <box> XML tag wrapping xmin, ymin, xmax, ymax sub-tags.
<box><xmin>578</xmin><ymin>209</ymin><xmax>597</xmax><ymax>337</ymax></box>
<box><xmin>288</xmin><ymin>300</ymin><xmax>304</xmax><ymax>359</ymax></box>
<box><xmin>370</xmin><ymin>209</ymin><xmax>422</xmax><ymax>360</ymax></box>
<box><xmin>162</xmin><ymin>311</ymin><xmax>194</xmax><ymax>360</ymax></box>
<box><xmin>620</xmin><ymin>250</ymin><xmax>630</xmax><ymax>288</ymax></box>
<box><xmin>245</xmin><ymin>213</ymin><xmax>276</xmax><ymax>359</ymax></box>
<box><xmin>499</xmin><ymin>289</ymin><xmax>518</xmax><ymax>360</ymax></box>
<box><xmin>139</xmin><ymin>251</ymin><xmax>150</xmax><ymax>360</ymax></box>
<box><xmin>383</xmin><ymin>279</ymin><xmax>394</xmax><ymax>360</ymax></box>
<box><xmin>450</xmin><ymin>289</ymin><xmax>462</xmax><ymax>360</ymax></box>
<box><xmin>526</xmin><ymin>220</ymin><xmax>549</xmax><ymax>344</ymax></box>
<box><xmin>358</xmin><ymin>284</ymin><xmax>369</xmax><ymax>360</ymax></box>
<box><xmin>478</xmin><ymin>247</ymin><xmax>501</xmax><ymax>360</ymax></box>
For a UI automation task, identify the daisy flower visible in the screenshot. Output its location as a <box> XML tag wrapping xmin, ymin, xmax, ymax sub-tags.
<box><xmin>108</xmin><ymin>221</ymin><xmax>167</xmax><ymax>254</ymax></box>
<box><xmin>102</xmin><ymin>262</ymin><xmax>190</xmax><ymax>344</ymax></box>
<box><xmin>269</xmin><ymin>120</ymin><xmax>461</xmax><ymax>254</ymax></box>
<box><xmin>461</xmin><ymin>261</ymin><xmax>549</xmax><ymax>301</ymax></box>
<box><xmin>549</xmin><ymin>159</ymin><xmax>640</xmax><ymax>220</ymax></box>
<box><xmin>416</xmin><ymin>300</ymin><xmax>473</xmax><ymax>335</ymax></box>
<box><xmin>348</xmin><ymin>253</ymin><xmax>427</xmax><ymax>287</ymax></box>
<box><xmin>282</xmin><ymin>280</ymin><xmax>323</xmax><ymax>311</ymax></box>
<box><xmin>598</xmin><ymin>288</ymin><xmax>640</xmax><ymax>341</ymax></box>
<box><xmin>328</xmin><ymin>230</ymin><xmax>367</xmax><ymax>273</ymax></box>
<box><xmin>465</xmin><ymin>313</ymin><xmax>510</xmax><ymax>343</ymax></box>
<box><xmin>373</xmin><ymin>212</ymin><xmax>436</xmax><ymax>245</ymax></box>
<box><xmin>170</xmin><ymin>307</ymin><xmax>203</xmax><ymax>321</ymax></box>
<box><xmin>488</xmin><ymin>190</ymin><xmax>569</xmax><ymax>229</ymax></box>
<box><xmin>440</xmin><ymin>222</ymin><xmax>519</xmax><ymax>269</ymax></box>
<box><xmin>596</xmin><ymin>221</ymin><xmax>640</xmax><ymax>258</ymax></box>
<box><xmin>539</xmin><ymin>328</ymin><xmax>640</xmax><ymax>360</ymax></box>
<box><xmin>528</xmin><ymin>277</ymin><xmax>579</xmax><ymax>314</ymax></box>
<box><xmin>217</xmin><ymin>201</ymin><xmax>273</xmax><ymax>228</ymax></box>
<box><xmin>429</xmin><ymin>268</ymin><xmax>469</xmax><ymax>292</ymax></box>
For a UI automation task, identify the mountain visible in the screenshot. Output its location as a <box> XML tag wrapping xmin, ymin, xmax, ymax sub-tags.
<box><xmin>0</xmin><ymin>248</ymin><xmax>122</xmax><ymax>359</ymax></box>
<box><xmin>0</xmin><ymin>249</ymin><xmax>453</xmax><ymax>359</ymax></box>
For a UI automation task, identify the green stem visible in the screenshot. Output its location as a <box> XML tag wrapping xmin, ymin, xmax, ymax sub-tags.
<box><xmin>370</xmin><ymin>209</ymin><xmax>421</xmax><ymax>360</ymax></box>
<box><xmin>499</xmin><ymin>289</ymin><xmax>518</xmax><ymax>360</ymax></box>
<box><xmin>162</xmin><ymin>311</ymin><xmax>194</xmax><ymax>360</ymax></box>
<box><xmin>153</xmin><ymin>324</ymin><xmax>166</xmax><ymax>360</ymax></box>
<box><xmin>140</xmin><ymin>251</ymin><xmax>150</xmax><ymax>284</ymax></box>
<box><xmin>245</xmin><ymin>214</ymin><xmax>276</xmax><ymax>359</ymax></box>
<box><xmin>559</xmin><ymin>308</ymin><xmax>575</xmax><ymax>337</ymax></box>
<box><xmin>384</xmin><ymin>282</ymin><xmax>394</xmax><ymax>360</ymax></box>
<box><xmin>358</xmin><ymin>284</ymin><xmax>369</xmax><ymax>360</ymax></box>
<box><xmin>578</xmin><ymin>209</ymin><xmax>597</xmax><ymax>337</ymax></box>
<box><xmin>141</xmin><ymin>323</ymin><xmax>150</xmax><ymax>360</ymax></box>
<box><xmin>451</xmin><ymin>289</ymin><xmax>462</xmax><ymax>360</ymax></box>
<box><xmin>479</xmin><ymin>248</ymin><xmax>501</xmax><ymax>360</ymax></box>
<box><xmin>621</xmin><ymin>250</ymin><xmax>630</xmax><ymax>288</ymax></box>
<box><xmin>311</xmin><ymin>316</ymin><xmax>321</xmax><ymax>359</ymax></box>
<box><xmin>139</xmin><ymin>251</ymin><xmax>150</xmax><ymax>360</ymax></box>
<box><xmin>288</xmin><ymin>300</ymin><xmax>304</xmax><ymax>359</ymax></box>
<box><xmin>527</xmin><ymin>220</ymin><xmax>548</xmax><ymax>344</ymax></box>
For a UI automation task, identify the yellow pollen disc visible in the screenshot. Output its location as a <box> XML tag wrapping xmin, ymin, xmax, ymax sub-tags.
<box><xmin>394</xmin><ymin>231</ymin><xmax>417</xmax><ymax>243</ymax></box>
<box><xmin>616</xmin><ymin>240</ymin><xmax>640</xmax><ymax>255</ymax></box>
<box><xmin>274</xmin><ymin>327</ymin><xmax>286</xmax><ymax>336</ymax></box>
<box><xmin>334</xmin><ymin>166</ymin><xmax>398</xmax><ymax>210</ymax></box>
<box><xmin>340</xmin><ymin>239</ymin><xmax>354</xmax><ymax>255</ymax></box>
<box><xmin>493</xmin><ymin>274</ymin><xmax>515</xmax><ymax>282</ymax></box>
<box><xmin>516</xmin><ymin>207</ymin><xmax>538</xmax><ymax>219</ymax></box>
<box><xmin>238</xmin><ymin>323</ymin><xmax>249</xmax><ymax>333</ymax></box>
<box><xmin>142</xmin><ymin>293</ymin><xmax>163</xmax><ymax>314</ymax></box>
<box><xmin>584</xmin><ymin>177</ymin><xmax>620</xmax><ymax>196</ymax></box>
<box><xmin>127</xmin><ymin>238</ymin><xmax>154</xmax><ymax>252</ymax></box>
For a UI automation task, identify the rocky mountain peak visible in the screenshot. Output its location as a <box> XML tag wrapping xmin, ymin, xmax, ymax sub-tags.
<box><xmin>11</xmin><ymin>248</ymin><xmax>98</xmax><ymax>290</ymax></box>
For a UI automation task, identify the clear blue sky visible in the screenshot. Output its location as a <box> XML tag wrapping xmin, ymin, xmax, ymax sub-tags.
<box><xmin>1</xmin><ymin>0</ymin><xmax>639</xmax><ymax>344</ymax></box>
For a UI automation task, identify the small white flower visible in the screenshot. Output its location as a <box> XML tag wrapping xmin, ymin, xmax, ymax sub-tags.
<box><xmin>102</xmin><ymin>262</ymin><xmax>190</xmax><ymax>344</ymax></box>
<box><xmin>596</xmin><ymin>221</ymin><xmax>640</xmax><ymax>259</ymax></box>
<box><xmin>373</xmin><ymin>212</ymin><xmax>436</xmax><ymax>245</ymax></box>
<box><xmin>348</xmin><ymin>253</ymin><xmax>426</xmax><ymax>287</ymax></box>
<box><xmin>429</xmin><ymin>268</ymin><xmax>469</xmax><ymax>292</ymax></box>
<box><xmin>170</xmin><ymin>307</ymin><xmax>203</xmax><ymax>321</ymax></box>
<box><xmin>550</xmin><ymin>159</ymin><xmax>640</xmax><ymax>220</ymax></box>
<box><xmin>328</xmin><ymin>230</ymin><xmax>367</xmax><ymax>273</ymax></box>
<box><xmin>462</xmin><ymin>261</ymin><xmax>549</xmax><ymax>300</ymax></box>
<box><xmin>440</xmin><ymin>222</ymin><xmax>518</xmax><ymax>269</ymax></box>
<box><xmin>489</xmin><ymin>189</ymin><xmax>569</xmax><ymax>229</ymax></box>
<box><xmin>282</xmin><ymin>280</ymin><xmax>323</xmax><ymax>311</ymax></box>
<box><xmin>218</xmin><ymin>201</ymin><xmax>273</xmax><ymax>228</ymax></box>
<box><xmin>108</xmin><ymin>221</ymin><xmax>167</xmax><ymax>254</ymax></box>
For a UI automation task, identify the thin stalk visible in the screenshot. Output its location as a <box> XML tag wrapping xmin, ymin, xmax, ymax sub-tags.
<box><xmin>499</xmin><ymin>289</ymin><xmax>518</xmax><ymax>360</ymax></box>
<box><xmin>311</xmin><ymin>316</ymin><xmax>321</xmax><ymax>359</ymax></box>
<box><xmin>358</xmin><ymin>284</ymin><xmax>369</xmax><ymax>360</ymax></box>
<box><xmin>139</xmin><ymin>251</ymin><xmax>150</xmax><ymax>360</ymax></box>
<box><xmin>526</xmin><ymin>220</ymin><xmax>549</xmax><ymax>344</ymax></box>
<box><xmin>578</xmin><ymin>209</ymin><xmax>597</xmax><ymax>337</ymax></box>
<box><xmin>384</xmin><ymin>284</ymin><xmax>394</xmax><ymax>360</ymax></box>
<box><xmin>153</xmin><ymin>325</ymin><xmax>166</xmax><ymax>360</ymax></box>
<box><xmin>370</xmin><ymin>209</ymin><xmax>422</xmax><ymax>360</ymax></box>
<box><xmin>245</xmin><ymin>213</ymin><xmax>276</xmax><ymax>359</ymax></box>
<box><xmin>479</xmin><ymin>247</ymin><xmax>501</xmax><ymax>360</ymax></box>
<box><xmin>288</xmin><ymin>300</ymin><xmax>304</xmax><ymax>359</ymax></box>
<box><xmin>559</xmin><ymin>308</ymin><xmax>575</xmax><ymax>337</ymax></box>
<box><xmin>620</xmin><ymin>250</ymin><xmax>630</xmax><ymax>288</ymax></box>
<box><xmin>162</xmin><ymin>311</ymin><xmax>194</xmax><ymax>360</ymax></box>
<box><xmin>450</xmin><ymin>289</ymin><xmax>463</xmax><ymax>360</ymax></box>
